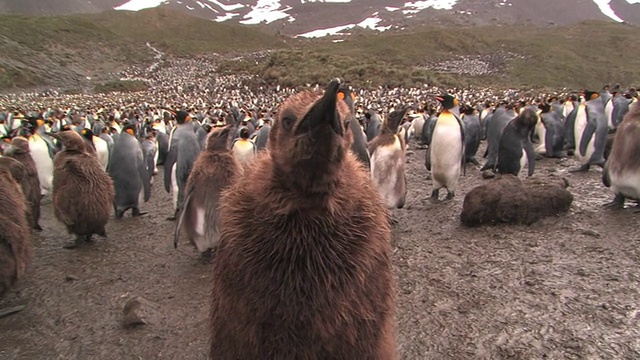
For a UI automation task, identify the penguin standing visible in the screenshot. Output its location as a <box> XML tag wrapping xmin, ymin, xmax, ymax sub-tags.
<box><xmin>572</xmin><ymin>90</ymin><xmax>608</xmax><ymax>172</ymax></box>
<box><xmin>368</xmin><ymin>106</ymin><xmax>410</xmax><ymax>209</ymax></box>
<box><xmin>141</xmin><ymin>133</ymin><xmax>158</xmax><ymax>181</ymax></box>
<box><xmin>461</xmin><ymin>104</ymin><xmax>482</xmax><ymax>165</ymax></box>
<box><xmin>539</xmin><ymin>104</ymin><xmax>566</xmax><ymax>158</ymax></box>
<box><xmin>51</xmin><ymin>131</ymin><xmax>114</xmax><ymax>249</ymax></box>
<box><xmin>230</xmin><ymin>127</ymin><xmax>257</xmax><ymax>170</ymax></box>
<box><xmin>4</xmin><ymin>137</ymin><xmax>42</xmax><ymax>231</ymax></box>
<box><xmin>481</xmin><ymin>103</ymin><xmax>516</xmax><ymax>172</ymax></box>
<box><xmin>108</xmin><ymin>124</ymin><xmax>151</xmax><ymax>219</ymax></box>
<box><xmin>164</xmin><ymin>110</ymin><xmax>202</xmax><ymax>220</ymax></box>
<box><xmin>253</xmin><ymin>118</ymin><xmax>271</xmax><ymax>151</ymax></box>
<box><xmin>496</xmin><ymin>109</ymin><xmax>538</xmax><ymax>177</ymax></box>
<box><xmin>174</xmin><ymin>125</ymin><xmax>239</xmax><ymax>259</ymax></box>
<box><xmin>602</xmin><ymin>104</ymin><xmax>640</xmax><ymax>208</ymax></box>
<box><xmin>27</xmin><ymin>117</ymin><xmax>54</xmax><ymax>195</ymax></box>
<box><xmin>0</xmin><ymin>156</ymin><xmax>32</xmax><ymax>300</ymax></box>
<box><xmin>210</xmin><ymin>79</ymin><xmax>397</xmax><ymax>359</ymax></box>
<box><xmin>81</xmin><ymin>129</ymin><xmax>109</xmax><ymax>171</ymax></box>
<box><xmin>338</xmin><ymin>86</ymin><xmax>371</xmax><ymax>168</ymax></box>
<box><xmin>365</xmin><ymin>110</ymin><xmax>382</xmax><ymax>142</ymax></box>
<box><xmin>429</xmin><ymin>94</ymin><xmax>465</xmax><ymax>201</ymax></box>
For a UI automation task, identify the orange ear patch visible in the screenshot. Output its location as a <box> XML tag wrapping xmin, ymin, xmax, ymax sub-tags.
<box><xmin>3</xmin><ymin>138</ymin><xmax>10</xmax><ymax>144</ymax></box>
<box><xmin>37</xmin><ymin>119</ymin><xmax>45</xmax><ymax>127</ymax></box>
<box><xmin>337</xmin><ymin>92</ymin><xmax>345</xmax><ymax>101</ymax></box>
<box><xmin>81</xmin><ymin>129</ymin><xmax>87</xmax><ymax>135</ymax></box>
<box><xmin>126</xmin><ymin>128</ymin><xmax>135</xmax><ymax>136</ymax></box>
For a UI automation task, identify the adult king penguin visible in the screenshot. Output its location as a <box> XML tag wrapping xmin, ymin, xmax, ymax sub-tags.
<box><xmin>368</xmin><ymin>106</ymin><xmax>410</xmax><ymax>210</ymax></box>
<box><xmin>209</xmin><ymin>79</ymin><xmax>397</xmax><ymax>359</ymax></box>
<box><xmin>602</xmin><ymin>104</ymin><xmax>640</xmax><ymax>208</ymax></box>
<box><xmin>50</xmin><ymin>131</ymin><xmax>115</xmax><ymax>249</ymax></box>
<box><xmin>26</xmin><ymin>116</ymin><xmax>54</xmax><ymax>195</ymax></box>
<box><xmin>429</xmin><ymin>94</ymin><xmax>465</xmax><ymax>201</ymax></box>
<box><xmin>108</xmin><ymin>124</ymin><xmax>151</xmax><ymax>218</ymax></box>
<box><xmin>164</xmin><ymin>110</ymin><xmax>201</xmax><ymax>220</ymax></box>
<box><xmin>571</xmin><ymin>90</ymin><xmax>608</xmax><ymax>172</ymax></box>
<box><xmin>337</xmin><ymin>86</ymin><xmax>371</xmax><ymax>168</ymax></box>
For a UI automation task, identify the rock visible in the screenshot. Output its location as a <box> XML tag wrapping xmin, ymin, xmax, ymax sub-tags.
<box><xmin>581</xmin><ymin>229</ymin><xmax>601</xmax><ymax>238</ymax></box>
<box><xmin>65</xmin><ymin>275</ymin><xmax>79</xmax><ymax>282</ymax></box>
<box><xmin>481</xmin><ymin>170</ymin><xmax>496</xmax><ymax>179</ymax></box>
<box><xmin>460</xmin><ymin>174</ymin><xmax>573</xmax><ymax>227</ymax></box>
<box><xmin>122</xmin><ymin>296</ymin><xmax>161</xmax><ymax>328</ymax></box>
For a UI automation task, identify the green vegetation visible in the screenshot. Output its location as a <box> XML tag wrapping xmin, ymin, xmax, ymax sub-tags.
<box><xmin>94</xmin><ymin>80</ymin><xmax>148</xmax><ymax>93</ymax></box>
<box><xmin>0</xmin><ymin>8</ymin><xmax>638</xmax><ymax>91</ymax></box>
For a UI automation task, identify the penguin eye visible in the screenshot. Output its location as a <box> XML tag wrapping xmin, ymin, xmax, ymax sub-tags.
<box><xmin>282</xmin><ymin>116</ymin><xmax>295</xmax><ymax>131</ymax></box>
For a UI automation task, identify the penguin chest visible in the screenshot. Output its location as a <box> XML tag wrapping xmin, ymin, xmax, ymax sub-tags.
<box><xmin>431</xmin><ymin>118</ymin><xmax>463</xmax><ymax>169</ymax></box>
<box><xmin>93</xmin><ymin>138</ymin><xmax>109</xmax><ymax>170</ymax></box>
<box><xmin>574</xmin><ymin>106</ymin><xmax>595</xmax><ymax>163</ymax></box>
<box><xmin>605</xmin><ymin>100</ymin><xmax>615</xmax><ymax>129</ymax></box>
<box><xmin>370</xmin><ymin>136</ymin><xmax>405</xmax><ymax>208</ymax></box>
<box><xmin>232</xmin><ymin>141</ymin><xmax>256</xmax><ymax>164</ymax></box>
<box><xmin>610</xmin><ymin>170</ymin><xmax>640</xmax><ymax>201</ymax></box>
<box><xmin>29</xmin><ymin>137</ymin><xmax>54</xmax><ymax>192</ymax></box>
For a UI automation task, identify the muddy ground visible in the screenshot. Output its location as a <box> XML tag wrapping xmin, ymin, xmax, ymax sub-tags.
<box><xmin>1</xmin><ymin>141</ymin><xmax>639</xmax><ymax>359</ymax></box>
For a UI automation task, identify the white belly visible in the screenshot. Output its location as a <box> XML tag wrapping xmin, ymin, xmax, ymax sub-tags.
<box><xmin>605</xmin><ymin>99</ymin><xmax>614</xmax><ymax>130</ymax></box>
<box><xmin>574</xmin><ymin>107</ymin><xmax>595</xmax><ymax>164</ymax></box>
<box><xmin>430</xmin><ymin>122</ymin><xmax>463</xmax><ymax>190</ymax></box>
<box><xmin>610</xmin><ymin>170</ymin><xmax>640</xmax><ymax>200</ymax></box>
<box><xmin>93</xmin><ymin>137</ymin><xmax>109</xmax><ymax>171</ymax></box>
<box><xmin>370</xmin><ymin>136</ymin><xmax>404</xmax><ymax>208</ymax></box>
<box><xmin>29</xmin><ymin>138</ymin><xmax>53</xmax><ymax>195</ymax></box>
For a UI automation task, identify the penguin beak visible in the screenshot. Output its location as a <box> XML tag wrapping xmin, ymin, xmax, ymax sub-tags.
<box><xmin>435</xmin><ymin>97</ymin><xmax>444</xmax><ymax>103</ymax></box>
<box><xmin>296</xmin><ymin>79</ymin><xmax>343</xmax><ymax>136</ymax></box>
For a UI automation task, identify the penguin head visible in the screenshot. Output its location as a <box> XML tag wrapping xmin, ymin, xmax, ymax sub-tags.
<box><xmin>538</xmin><ymin>103</ymin><xmax>552</xmax><ymax>113</ymax></box>
<box><xmin>337</xmin><ymin>85</ymin><xmax>356</xmax><ymax>113</ymax></box>
<box><xmin>61</xmin><ymin>124</ymin><xmax>73</xmax><ymax>132</ymax></box>
<box><xmin>122</xmin><ymin>124</ymin><xmax>136</xmax><ymax>137</ymax></box>
<box><xmin>461</xmin><ymin>104</ymin><xmax>475</xmax><ymax>116</ymax></box>
<box><xmin>516</xmin><ymin>108</ymin><xmax>539</xmax><ymax>129</ymax></box>
<box><xmin>205</xmin><ymin>124</ymin><xmax>233</xmax><ymax>152</ymax></box>
<box><xmin>583</xmin><ymin>90</ymin><xmax>599</xmax><ymax>101</ymax></box>
<box><xmin>435</xmin><ymin>95</ymin><xmax>458</xmax><ymax>111</ymax></box>
<box><xmin>386</xmin><ymin>106</ymin><xmax>411</xmax><ymax>133</ymax></box>
<box><xmin>49</xmin><ymin>130</ymin><xmax>86</xmax><ymax>153</ymax></box>
<box><xmin>269</xmin><ymin>79</ymin><xmax>347</xmax><ymax>187</ymax></box>
<box><xmin>176</xmin><ymin>110</ymin><xmax>191</xmax><ymax>124</ymax></box>
<box><xmin>80</xmin><ymin>128</ymin><xmax>94</xmax><ymax>141</ymax></box>
<box><xmin>9</xmin><ymin>136</ymin><xmax>29</xmax><ymax>154</ymax></box>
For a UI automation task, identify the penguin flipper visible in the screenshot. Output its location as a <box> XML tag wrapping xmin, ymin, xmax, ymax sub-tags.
<box><xmin>524</xmin><ymin>138</ymin><xmax>536</xmax><ymax>177</ymax></box>
<box><xmin>589</xmin><ymin>118</ymin><xmax>609</xmax><ymax>165</ymax></box>
<box><xmin>455</xmin><ymin>114</ymin><xmax>466</xmax><ymax>176</ymax></box>
<box><xmin>173</xmin><ymin>187</ymin><xmax>194</xmax><ymax>249</ymax></box>
<box><xmin>544</xmin><ymin>122</ymin><xmax>555</xmax><ymax>158</ymax></box>
<box><xmin>565</xmin><ymin>108</ymin><xmax>577</xmax><ymax>150</ymax></box>
<box><xmin>138</xmin><ymin>153</ymin><xmax>151</xmax><ymax>202</ymax></box>
<box><xmin>163</xmin><ymin>149</ymin><xmax>177</xmax><ymax>193</ymax></box>
<box><xmin>602</xmin><ymin>161</ymin><xmax>611</xmax><ymax>188</ymax></box>
<box><xmin>578</xmin><ymin>114</ymin><xmax>597</xmax><ymax>157</ymax></box>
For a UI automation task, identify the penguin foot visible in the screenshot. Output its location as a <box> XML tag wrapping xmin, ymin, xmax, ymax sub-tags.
<box><xmin>602</xmin><ymin>194</ymin><xmax>625</xmax><ymax>209</ymax></box>
<box><xmin>429</xmin><ymin>189</ymin><xmax>440</xmax><ymax>202</ymax></box>
<box><xmin>200</xmin><ymin>249</ymin><xmax>215</xmax><ymax>263</ymax></box>
<box><xmin>115</xmin><ymin>210</ymin><xmax>125</xmax><ymax>219</ymax></box>
<box><xmin>467</xmin><ymin>157</ymin><xmax>480</xmax><ymax>166</ymax></box>
<box><xmin>166</xmin><ymin>209</ymin><xmax>178</xmax><ymax>221</ymax></box>
<box><xmin>132</xmin><ymin>208</ymin><xmax>147</xmax><ymax>217</ymax></box>
<box><xmin>568</xmin><ymin>164</ymin><xmax>590</xmax><ymax>173</ymax></box>
<box><xmin>34</xmin><ymin>224</ymin><xmax>43</xmax><ymax>232</ymax></box>
<box><xmin>445</xmin><ymin>191</ymin><xmax>455</xmax><ymax>201</ymax></box>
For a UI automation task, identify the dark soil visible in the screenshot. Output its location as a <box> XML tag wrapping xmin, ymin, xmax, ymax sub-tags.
<box><xmin>1</xmin><ymin>142</ymin><xmax>639</xmax><ymax>359</ymax></box>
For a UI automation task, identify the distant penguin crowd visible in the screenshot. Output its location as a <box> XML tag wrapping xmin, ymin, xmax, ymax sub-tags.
<box><xmin>1</xmin><ymin>73</ymin><xmax>639</xmax><ymax>356</ymax></box>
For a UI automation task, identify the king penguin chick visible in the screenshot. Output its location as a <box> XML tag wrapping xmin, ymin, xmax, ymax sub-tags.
<box><xmin>429</xmin><ymin>94</ymin><xmax>465</xmax><ymax>202</ymax></box>
<box><xmin>51</xmin><ymin>130</ymin><xmax>115</xmax><ymax>249</ymax></box>
<box><xmin>108</xmin><ymin>124</ymin><xmax>151</xmax><ymax>219</ymax></box>
<box><xmin>210</xmin><ymin>79</ymin><xmax>397</xmax><ymax>359</ymax></box>
<box><xmin>368</xmin><ymin>106</ymin><xmax>410</xmax><ymax>210</ymax></box>
<box><xmin>0</xmin><ymin>156</ymin><xmax>32</xmax><ymax>300</ymax></box>
<box><xmin>174</xmin><ymin>125</ymin><xmax>239</xmax><ymax>260</ymax></box>
<box><xmin>602</xmin><ymin>103</ymin><xmax>640</xmax><ymax>208</ymax></box>
<box><xmin>4</xmin><ymin>136</ymin><xmax>42</xmax><ymax>231</ymax></box>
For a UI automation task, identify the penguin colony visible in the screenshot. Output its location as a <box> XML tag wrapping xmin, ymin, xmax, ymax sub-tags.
<box><xmin>1</xmin><ymin>79</ymin><xmax>639</xmax><ymax>356</ymax></box>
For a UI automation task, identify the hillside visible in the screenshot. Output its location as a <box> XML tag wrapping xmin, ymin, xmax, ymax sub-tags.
<box><xmin>0</xmin><ymin>8</ymin><xmax>286</xmax><ymax>90</ymax></box>
<box><xmin>0</xmin><ymin>8</ymin><xmax>638</xmax><ymax>92</ymax></box>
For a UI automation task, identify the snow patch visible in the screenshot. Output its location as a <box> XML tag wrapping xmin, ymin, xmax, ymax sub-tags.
<box><xmin>240</xmin><ymin>0</ymin><xmax>294</xmax><ymax>24</ymax></box>
<box><xmin>205</xmin><ymin>0</ymin><xmax>244</xmax><ymax>11</ymax></box>
<box><xmin>591</xmin><ymin>0</ymin><xmax>640</xmax><ymax>22</ymax></box>
<box><xmin>214</xmin><ymin>12</ymin><xmax>240</xmax><ymax>22</ymax></box>
<box><xmin>115</xmin><ymin>0</ymin><xmax>169</xmax><ymax>11</ymax></box>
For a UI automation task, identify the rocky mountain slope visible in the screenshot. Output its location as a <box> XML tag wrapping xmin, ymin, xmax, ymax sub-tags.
<box><xmin>2</xmin><ymin>0</ymin><xmax>639</xmax><ymax>36</ymax></box>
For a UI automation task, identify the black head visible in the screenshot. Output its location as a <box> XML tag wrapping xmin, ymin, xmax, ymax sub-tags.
<box><xmin>583</xmin><ymin>90</ymin><xmax>599</xmax><ymax>101</ymax></box>
<box><xmin>80</xmin><ymin>128</ymin><xmax>94</xmax><ymax>141</ymax></box>
<box><xmin>122</xmin><ymin>124</ymin><xmax>136</xmax><ymax>137</ymax></box>
<box><xmin>435</xmin><ymin>95</ymin><xmax>459</xmax><ymax>110</ymax></box>
<box><xmin>539</xmin><ymin>103</ymin><xmax>551</xmax><ymax>113</ymax></box>
<box><xmin>269</xmin><ymin>79</ymin><xmax>346</xmax><ymax>193</ymax></box>
<box><xmin>337</xmin><ymin>85</ymin><xmax>356</xmax><ymax>114</ymax></box>
<box><xmin>176</xmin><ymin>110</ymin><xmax>191</xmax><ymax>125</ymax></box>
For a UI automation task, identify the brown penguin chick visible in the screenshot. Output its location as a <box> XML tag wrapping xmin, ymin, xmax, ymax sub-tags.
<box><xmin>0</xmin><ymin>157</ymin><xmax>32</xmax><ymax>299</ymax></box>
<box><xmin>50</xmin><ymin>130</ymin><xmax>115</xmax><ymax>249</ymax></box>
<box><xmin>174</xmin><ymin>124</ymin><xmax>240</xmax><ymax>260</ymax></box>
<box><xmin>368</xmin><ymin>106</ymin><xmax>410</xmax><ymax>210</ymax></box>
<box><xmin>210</xmin><ymin>79</ymin><xmax>397</xmax><ymax>359</ymax></box>
<box><xmin>5</xmin><ymin>136</ymin><xmax>43</xmax><ymax>231</ymax></box>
